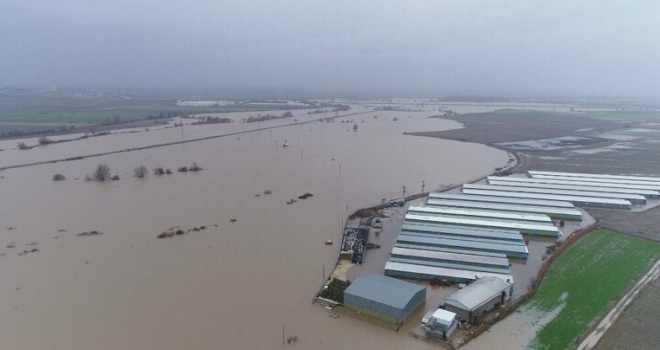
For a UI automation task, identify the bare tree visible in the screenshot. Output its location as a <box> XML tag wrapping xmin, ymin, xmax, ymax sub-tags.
<box><xmin>93</xmin><ymin>164</ymin><xmax>112</xmax><ymax>182</ymax></box>
<box><xmin>52</xmin><ymin>174</ymin><xmax>66</xmax><ymax>181</ymax></box>
<box><xmin>133</xmin><ymin>165</ymin><xmax>149</xmax><ymax>178</ymax></box>
<box><xmin>17</xmin><ymin>142</ymin><xmax>29</xmax><ymax>150</ymax></box>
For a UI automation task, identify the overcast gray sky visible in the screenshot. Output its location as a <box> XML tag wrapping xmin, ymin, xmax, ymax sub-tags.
<box><xmin>1</xmin><ymin>0</ymin><xmax>658</xmax><ymax>98</ymax></box>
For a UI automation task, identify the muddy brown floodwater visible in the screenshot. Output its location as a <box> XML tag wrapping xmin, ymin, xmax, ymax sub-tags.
<box><xmin>0</xmin><ymin>105</ymin><xmax>509</xmax><ymax>349</ymax></box>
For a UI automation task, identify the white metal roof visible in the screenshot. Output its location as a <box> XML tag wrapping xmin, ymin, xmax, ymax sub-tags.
<box><xmin>429</xmin><ymin>192</ymin><xmax>575</xmax><ymax>208</ymax></box>
<box><xmin>426</xmin><ymin>199</ymin><xmax>583</xmax><ymax>218</ymax></box>
<box><xmin>530</xmin><ymin>174</ymin><xmax>660</xmax><ymax>187</ymax></box>
<box><xmin>394</xmin><ymin>243</ymin><xmax>508</xmax><ymax>258</ymax></box>
<box><xmin>486</xmin><ymin>179</ymin><xmax>659</xmax><ymax>197</ymax></box>
<box><xmin>407</xmin><ymin>205</ymin><xmax>553</xmax><ymax>223</ymax></box>
<box><xmin>487</xmin><ymin>176</ymin><xmax>660</xmax><ymax>191</ymax></box>
<box><xmin>461</xmin><ymin>188</ymin><xmax>632</xmax><ymax>206</ymax></box>
<box><xmin>528</xmin><ymin>170</ymin><xmax>660</xmax><ymax>183</ymax></box>
<box><xmin>444</xmin><ymin>276</ymin><xmax>511</xmax><ymax>311</ymax></box>
<box><xmin>397</xmin><ymin>232</ymin><xmax>530</xmax><ymax>255</ymax></box>
<box><xmin>431</xmin><ymin>308</ymin><xmax>457</xmax><ymax>327</ymax></box>
<box><xmin>399</xmin><ymin>231</ymin><xmax>526</xmax><ymax>247</ymax></box>
<box><xmin>463</xmin><ymin>183</ymin><xmax>646</xmax><ymax>202</ymax></box>
<box><xmin>404</xmin><ymin>213</ymin><xmax>559</xmax><ymax>235</ymax></box>
<box><xmin>385</xmin><ymin>261</ymin><xmax>514</xmax><ymax>284</ymax></box>
<box><xmin>391</xmin><ymin>247</ymin><xmax>511</xmax><ymax>267</ymax></box>
<box><xmin>400</xmin><ymin>222</ymin><xmax>524</xmax><ymax>241</ymax></box>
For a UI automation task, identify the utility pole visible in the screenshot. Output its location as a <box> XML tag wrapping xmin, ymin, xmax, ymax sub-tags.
<box><xmin>422</xmin><ymin>181</ymin><xmax>425</xmax><ymax>193</ymax></box>
<box><xmin>403</xmin><ymin>186</ymin><xmax>406</xmax><ymax>199</ymax></box>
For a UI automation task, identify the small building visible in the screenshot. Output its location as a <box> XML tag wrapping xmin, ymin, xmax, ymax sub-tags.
<box><xmin>442</xmin><ymin>276</ymin><xmax>512</xmax><ymax>323</ymax></box>
<box><xmin>343</xmin><ymin>274</ymin><xmax>426</xmax><ymax>325</ymax></box>
<box><xmin>422</xmin><ymin>308</ymin><xmax>458</xmax><ymax>339</ymax></box>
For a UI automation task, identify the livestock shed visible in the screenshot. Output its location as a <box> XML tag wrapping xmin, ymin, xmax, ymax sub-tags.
<box><xmin>426</xmin><ymin>198</ymin><xmax>583</xmax><ymax>221</ymax></box>
<box><xmin>487</xmin><ymin>176</ymin><xmax>660</xmax><ymax>192</ymax></box>
<box><xmin>442</xmin><ymin>276</ymin><xmax>512</xmax><ymax>323</ymax></box>
<box><xmin>407</xmin><ymin>205</ymin><xmax>554</xmax><ymax>224</ymax></box>
<box><xmin>404</xmin><ymin>213</ymin><xmax>560</xmax><ymax>237</ymax></box>
<box><xmin>462</xmin><ymin>183</ymin><xmax>647</xmax><ymax>204</ymax></box>
<box><xmin>527</xmin><ymin>170</ymin><xmax>660</xmax><ymax>183</ymax></box>
<box><xmin>396</xmin><ymin>233</ymin><xmax>529</xmax><ymax>259</ymax></box>
<box><xmin>388</xmin><ymin>246</ymin><xmax>512</xmax><ymax>275</ymax></box>
<box><xmin>385</xmin><ymin>261</ymin><xmax>514</xmax><ymax>284</ymax></box>
<box><xmin>343</xmin><ymin>274</ymin><xmax>426</xmax><ymax>325</ymax></box>
<box><xmin>461</xmin><ymin>188</ymin><xmax>633</xmax><ymax>209</ymax></box>
<box><xmin>485</xmin><ymin>180</ymin><xmax>660</xmax><ymax>200</ymax></box>
<box><xmin>428</xmin><ymin>192</ymin><xmax>576</xmax><ymax>209</ymax></box>
<box><xmin>400</xmin><ymin>222</ymin><xmax>525</xmax><ymax>244</ymax></box>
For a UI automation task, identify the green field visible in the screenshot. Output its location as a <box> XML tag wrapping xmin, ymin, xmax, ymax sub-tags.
<box><xmin>527</xmin><ymin>229</ymin><xmax>660</xmax><ymax>350</ymax></box>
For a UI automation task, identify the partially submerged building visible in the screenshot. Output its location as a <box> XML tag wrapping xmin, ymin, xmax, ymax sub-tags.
<box><xmin>422</xmin><ymin>308</ymin><xmax>458</xmax><ymax>339</ymax></box>
<box><xmin>426</xmin><ymin>198</ymin><xmax>583</xmax><ymax>221</ymax></box>
<box><xmin>461</xmin><ymin>188</ymin><xmax>633</xmax><ymax>209</ymax></box>
<box><xmin>343</xmin><ymin>274</ymin><xmax>426</xmax><ymax>325</ymax></box>
<box><xmin>384</xmin><ymin>261</ymin><xmax>514</xmax><ymax>284</ymax></box>
<box><xmin>442</xmin><ymin>276</ymin><xmax>512</xmax><ymax>323</ymax></box>
<box><xmin>463</xmin><ymin>183</ymin><xmax>647</xmax><ymax>205</ymax></box>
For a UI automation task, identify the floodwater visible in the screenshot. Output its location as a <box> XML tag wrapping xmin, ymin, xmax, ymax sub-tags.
<box><xmin>0</xmin><ymin>105</ymin><xmax>509</xmax><ymax>349</ymax></box>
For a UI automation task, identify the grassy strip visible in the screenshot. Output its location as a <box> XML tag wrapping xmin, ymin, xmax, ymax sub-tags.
<box><xmin>528</xmin><ymin>229</ymin><xmax>660</xmax><ymax>349</ymax></box>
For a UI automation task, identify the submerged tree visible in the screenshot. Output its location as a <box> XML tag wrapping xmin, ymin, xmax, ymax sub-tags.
<box><xmin>133</xmin><ymin>165</ymin><xmax>149</xmax><ymax>178</ymax></box>
<box><xmin>93</xmin><ymin>164</ymin><xmax>112</xmax><ymax>182</ymax></box>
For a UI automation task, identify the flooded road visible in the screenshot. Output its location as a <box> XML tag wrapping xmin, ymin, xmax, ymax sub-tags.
<box><xmin>0</xmin><ymin>105</ymin><xmax>509</xmax><ymax>349</ymax></box>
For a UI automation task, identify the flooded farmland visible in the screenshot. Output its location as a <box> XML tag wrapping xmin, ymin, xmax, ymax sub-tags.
<box><xmin>0</xmin><ymin>105</ymin><xmax>509</xmax><ymax>349</ymax></box>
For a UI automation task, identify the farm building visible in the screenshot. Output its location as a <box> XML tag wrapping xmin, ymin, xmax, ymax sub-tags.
<box><xmin>487</xmin><ymin>175</ymin><xmax>660</xmax><ymax>192</ymax></box>
<box><xmin>426</xmin><ymin>198</ymin><xmax>583</xmax><ymax>221</ymax></box>
<box><xmin>390</xmin><ymin>247</ymin><xmax>511</xmax><ymax>271</ymax></box>
<box><xmin>484</xmin><ymin>180</ymin><xmax>660</xmax><ymax>199</ymax></box>
<box><xmin>428</xmin><ymin>192</ymin><xmax>576</xmax><ymax>209</ymax></box>
<box><xmin>422</xmin><ymin>308</ymin><xmax>458</xmax><ymax>339</ymax></box>
<box><xmin>385</xmin><ymin>261</ymin><xmax>514</xmax><ymax>284</ymax></box>
<box><xmin>527</xmin><ymin>170</ymin><xmax>660</xmax><ymax>183</ymax></box>
<box><xmin>396</xmin><ymin>233</ymin><xmax>529</xmax><ymax>259</ymax></box>
<box><xmin>400</xmin><ymin>222</ymin><xmax>525</xmax><ymax>244</ymax></box>
<box><xmin>442</xmin><ymin>276</ymin><xmax>512</xmax><ymax>323</ymax></box>
<box><xmin>407</xmin><ymin>205</ymin><xmax>554</xmax><ymax>224</ymax></box>
<box><xmin>462</xmin><ymin>183</ymin><xmax>647</xmax><ymax>204</ymax></box>
<box><xmin>343</xmin><ymin>274</ymin><xmax>426</xmax><ymax>325</ymax></box>
<box><xmin>404</xmin><ymin>213</ymin><xmax>560</xmax><ymax>237</ymax></box>
<box><xmin>461</xmin><ymin>188</ymin><xmax>633</xmax><ymax>209</ymax></box>
<box><xmin>395</xmin><ymin>243</ymin><xmax>508</xmax><ymax>258</ymax></box>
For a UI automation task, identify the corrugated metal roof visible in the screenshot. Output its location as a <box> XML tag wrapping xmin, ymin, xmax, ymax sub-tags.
<box><xmin>428</xmin><ymin>193</ymin><xmax>575</xmax><ymax>208</ymax></box>
<box><xmin>385</xmin><ymin>261</ymin><xmax>514</xmax><ymax>283</ymax></box>
<box><xmin>531</xmin><ymin>174</ymin><xmax>660</xmax><ymax>187</ymax></box>
<box><xmin>463</xmin><ymin>183</ymin><xmax>646</xmax><ymax>201</ymax></box>
<box><xmin>487</xmin><ymin>176</ymin><xmax>660</xmax><ymax>191</ymax></box>
<box><xmin>388</xmin><ymin>257</ymin><xmax>511</xmax><ymax>274</ymax></box>
<box><xmin>399</xmin><ymin>231</ymin><xmax>525</xmax><ymax>247</ymax></box>
<box><xmin>484</xmin><ymin>181</ymin><xmax>659</xmax><ymax>197</ymax></box>
<box><xmin>461</xmin><ymin>188</ymin><xmax>632</xmax><ymax>206</ymax></box>
<box><xmin>528</xmin><ymin>171</ymin><xmax>660</xmax><ymax>183</ymax></box>
<box><xmin>405</xmin><ymin>213</ymin><xmax>559</xmax><ymax>235</ymax></box>
<box><xmin>444</xmin><ymin>276</ymin><xmax>511</xmax><ymax>311</ymax></box>
<box><xmin>394</xmin><ymin>243</ymin><xmax>507</xmax><ymax>258</ymax></box>
<box><xmin>401</xmin><ymin>222</ymin><xmax>524</xmax><ymax>242</ymax></box>
<box><xmin>343</xmin><ymin>274</ymin><xmax>426</xmax><ymax>310</ymax></box>
<box><xmin>426</xmin><ymin>199</ymin><xmax>583</xmax><ymax>219</ymax></box>
<box><xmin>391</xmin><ymin>246</ymin><xmax>510</xmax><ymax>267</ymax></box>
<box><xmin>408</xmin><ymin>205</ymin><xmax>553</xmax><ymax>223</ymax></box>
<box><xmin>397</xmin><ymin>233</ymin><xmax>529</xmax><ymax>255</ymax></box>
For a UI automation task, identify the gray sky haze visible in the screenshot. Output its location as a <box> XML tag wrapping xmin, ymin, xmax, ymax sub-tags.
<box><xmin>1</xmin><ymin>1</ymin><xmax>659</xmax><ymax>98</ymax></box>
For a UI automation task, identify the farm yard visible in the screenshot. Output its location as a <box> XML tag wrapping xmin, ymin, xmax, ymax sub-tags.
<box><xmin>525</xmin><ymin>229</ymin><xmax>660</xmax><ymax>350</ymax></box>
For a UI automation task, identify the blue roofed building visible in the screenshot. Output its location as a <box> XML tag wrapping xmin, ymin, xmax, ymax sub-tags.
<box><xmin>343</xmin><ymin>274</ymin><xmax>426</xmax><ymax>325</ymax></box>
